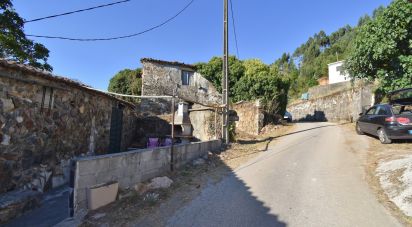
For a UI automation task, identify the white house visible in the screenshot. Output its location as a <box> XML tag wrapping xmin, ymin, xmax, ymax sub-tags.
<box><xmin>328</xmin><ymin>60</ymin><xmax>351</xmax><ymax>84</ymax></box>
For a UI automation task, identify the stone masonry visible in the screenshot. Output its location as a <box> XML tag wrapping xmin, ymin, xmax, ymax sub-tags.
<box><xmin>0</xmin><ymin>59</ymin><xmax>137</xmax><ymax>195</ymax></box>
<box><xmin>287</xmin><ymin>81</ymin><xmax>375</xmax><ymax>122</ymax></box>
<box><xmin>233</xmin><ymin>100</ymin><xmax>265</xmax><ymax>135</ymax></box>
<box><xmin>140</xmin><ymin>58</ymin><xmax>222</xmax><ymax>114</ymax></box>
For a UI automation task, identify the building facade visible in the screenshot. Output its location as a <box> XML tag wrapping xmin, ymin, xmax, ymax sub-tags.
<box><xmin>328</xmin><ymin>60</ymin><xmax>351</xmax><ymax>84</ymax></box>
<box><xmin>0</xmin><ymin>59</ymin><xmax>137</xmax><ymax>195</ymax></box>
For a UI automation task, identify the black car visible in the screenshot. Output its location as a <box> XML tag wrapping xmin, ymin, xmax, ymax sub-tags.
<box><xmin>356</xmin><ymin>88</ymin><xmax>412</xmax><ymax>144</ymax></box>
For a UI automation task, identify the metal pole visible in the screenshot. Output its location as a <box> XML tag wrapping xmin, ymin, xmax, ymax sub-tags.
<box><xmin>170</xmin><ymin>89</ymin><xmax>176</xmax><ymax>172</ymax></box>
<box><xmin>222</xmin><ymin>0</ymin><xmax>229</xmax><ymax>144</ymax></box>
<box><xmin>214</xmin><ymin>108</ymin><xmax>218</xmax><ymax>139</ymax></box>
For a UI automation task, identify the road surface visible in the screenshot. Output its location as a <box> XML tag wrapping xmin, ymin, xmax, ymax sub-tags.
<box><xmin>166</xmin><ymin>122</ymin><xmax>401</xmax><ymax>227</ymax></box>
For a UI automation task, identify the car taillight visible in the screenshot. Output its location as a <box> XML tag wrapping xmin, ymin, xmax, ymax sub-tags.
<box><xmin>385</xmin><ymin>117</ymin><xmax>411</xmax><ymax>125</ymax></box>
<box><xmin>397</xmin><ymin>117</ymin><xmax>411</xmax><ymax>125</ymax></box>
<box><xmin>385</xmin><ymin>117</ymin><xmax>397</xmax><ymax>122</ymax></box>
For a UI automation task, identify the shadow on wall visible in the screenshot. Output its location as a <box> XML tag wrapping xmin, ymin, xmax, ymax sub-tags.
<box><xmin>298</xmin><ymin>110</ymin><xmax>328</xmax><ymax>122</ymax></box>
<box><xmin>131</xmin><ymin>116</ymin><xmax>172</xmax><ymax>148</ymax></box>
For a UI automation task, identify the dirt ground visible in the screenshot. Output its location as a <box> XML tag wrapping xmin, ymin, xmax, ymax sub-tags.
<box><xmin>80</xmin><ymin>124</ymin><xmax>295</xmax><ymax>227</ymax></box>
<box><xmin>342</xmin><ymin>123</ymin><xmax>412</xmax><ymax>226</ymax></box>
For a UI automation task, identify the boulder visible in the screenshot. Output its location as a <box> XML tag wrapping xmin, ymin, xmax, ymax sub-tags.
<box><xmin>192</xmin><ymin>158</ymin><xmax>206</xmax><ymax>166</ymax></box>
<box><xmin>147</xmin><ymin>176</ymin><xmax>173</xmax><ymax>190</ymax></box>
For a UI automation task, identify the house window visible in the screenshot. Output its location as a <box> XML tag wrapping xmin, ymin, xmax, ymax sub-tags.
<box><xmin>181</xmin><ymin>71</ymin><xmax>193</xmax><ymax>86</ymax></box>
<box><xmin>336</xmin><ymin>65</ymin><xmax>343</xmax><ymax>75</ymax></box>
<box><xmin>41</xmin><ymin>86</ymin><xmax>54</xmax><ymax>110</ymax></box>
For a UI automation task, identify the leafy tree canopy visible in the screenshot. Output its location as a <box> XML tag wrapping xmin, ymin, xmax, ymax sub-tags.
<box><xmin>196</xmin><ymin>56</ymin><xmax>290</xmax><ymax>117</ymax></box>
<box><xmin>346</xmin><ymin>0</ymin><xmax>412</xmax><ymax>94</ymax></box>
<box><xmin>108</xmin><ymin>68</ymin><xmax>142</xmax><ymax>102</ymax></box>
<box><xmin>0</xmin><ymin>0</ymin><xmax>52</xmax><ymax>71</ymax></box>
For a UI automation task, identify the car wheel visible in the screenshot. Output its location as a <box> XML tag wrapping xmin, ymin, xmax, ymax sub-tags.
<box><xmin>378</xmin><ymin>128</ymin><xmax>392</xmax><ymax>144</ymax></box>
<box><xmin>355</xmin><ymin>123</ymin><xmax>364</xmax><ymax>135</ymax></box>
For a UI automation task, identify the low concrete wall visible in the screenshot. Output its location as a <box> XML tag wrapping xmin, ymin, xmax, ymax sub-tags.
<box><xmin>73</xmin><ymin>139</ymin><xmax>221</xmax><ymax>216</ymax></box>
<box><xmin>288</xmin><ymin>83</ymin><xmax>374</xmax><ymax>122</ymax></box>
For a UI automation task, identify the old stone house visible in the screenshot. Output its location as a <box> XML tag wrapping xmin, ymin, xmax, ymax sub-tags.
<box><xmin>0</xmin><ymin>59</ymin><xmax>137</xmax><ymax>194</ymax></box>
<box><xmin>140</xmin><ymin>58</ymin><xmax>271</xmax><ymax>137</ymax></box>
<box><xmin>140</xmin><ymin>58</ymin><xmax>222</xmax><ymax>141</ymax></box>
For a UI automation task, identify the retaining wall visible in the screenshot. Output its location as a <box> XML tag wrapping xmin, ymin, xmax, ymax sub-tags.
<box><xmin>73</xmin><ymin>139</ymin><xmax>221</xmax><ymax>216</ymax></box>
<box><xmin>288</xmin><ymin>83</ymin><xmax>375</xmax><ymax>122</ymax></box>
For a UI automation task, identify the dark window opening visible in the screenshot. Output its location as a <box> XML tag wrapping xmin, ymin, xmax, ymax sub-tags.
<box><xmin>336</xmin><ymin>65</ymin><xmax>344</xmax><ymax>75</ymax></box>
<box><xmin>181</xmin><ymin>71</ymin><xmax>193</xmax><ymax>86</ymax></box>
<box><xmin>41</xmin><ymin>86</ymin><xmax>54</xmax><ymax>112</ymax></box>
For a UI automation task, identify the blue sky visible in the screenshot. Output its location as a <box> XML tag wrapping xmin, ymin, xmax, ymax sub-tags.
<box><xmin>14</xmin><ymin>0</ymin><xmax>391</xmax><ymax>90</ymax></box>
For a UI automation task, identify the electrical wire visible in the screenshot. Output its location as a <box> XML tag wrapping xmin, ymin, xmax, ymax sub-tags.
<box><xmin>229</xmin><ymin>0</ymin><xmax>240</xmax><ymax>58</ymax></box>
<box><xmin>24</xmin><ymin>0</ymin><xmax>131</xmax><ymax>23</ymax></box>
<box><xmin>26</xmin><ymin>0</ymin><xmax>195</xmax><ymax>41</ymax></box>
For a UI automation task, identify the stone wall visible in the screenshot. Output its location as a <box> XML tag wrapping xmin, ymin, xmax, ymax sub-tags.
<box><xmin>73</xmin><ymin>139</ymin><xmax>222</xmax><ymax>216</ymax></box>
<box><xmin>232</xmin><ymin>100</ymin><xmax>264</xmax><ymax>135</ymax></box>
<box><xmin>131</xmin><ymin>115</ymin><xmax>171</xmax><ymax>148</ymax></box>
<box><xmin>288</xmin><ymin>83</ymin><xmax>374</xmax><ymax>122</ymax></box>
<box><xmin>141</xmin><ymin>59</ymin><xmax>221</xmax><ymax>114</ymax></box>
<box><xmin>0</xmin><ymin>62</ymin><xmax>137</xmax><ymax>195</ymax></box>
<box><xmin>308</xmin><ymin>81</ymin><xmax>353</xmax><ymax>99</ymax></box>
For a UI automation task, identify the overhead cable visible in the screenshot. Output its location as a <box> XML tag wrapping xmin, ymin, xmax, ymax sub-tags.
<box><xmin>229</xmin><ymin>0</ymin><xmax>240</xmax><ymax>58</ymax></box>
<box><xmin>24</xmin><ymin>0</ymin><xmax>131</xmax><ymax>23</ymax></box>
<box><xmin>26</xmin><ymin>0</ymin><xmax>194</xmax><ymax>41</ymax></box>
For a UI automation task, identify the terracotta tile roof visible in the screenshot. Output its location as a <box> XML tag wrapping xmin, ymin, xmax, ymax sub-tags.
<box><xmin>140</xmin><ymin>58</ymin><xmax>196</xmax><ymax>70</ymax></box>
<box><xmin>0</xmin><ymin>59</ymin><xmax>135</xmax><ymax>108</ymax></box>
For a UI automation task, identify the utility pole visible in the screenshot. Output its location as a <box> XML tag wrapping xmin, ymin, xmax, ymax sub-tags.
<box><xmin>222</xmin><ymin>0</ymin><xmax>229</xmax><ymax>144</ymax></box>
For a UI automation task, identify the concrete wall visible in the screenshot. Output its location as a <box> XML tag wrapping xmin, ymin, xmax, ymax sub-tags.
<box><xmin>0</xmin><ymin>62</ymin><xmax>137</xmax><ymax>195</ymax></box>
<box><xmin>288</xmin><ymin>83</ymin><xmax>374</xmax><ymax>122</ymax></box>
<box><xmin>189</xmin><ymin>105</ymin><xmax>220</xmax><ymax>141</ymax></box>
<box><xmin>233</xmin><ymin>100</ymin><xmax>264</xmax><ymax>135</ymax></box>
<box><xmin>73</xmin><ymin>140</ymin><xmax>221</xmax><ymax>216</ymax></box>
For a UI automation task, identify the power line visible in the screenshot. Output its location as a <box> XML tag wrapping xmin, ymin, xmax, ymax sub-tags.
<box><xmin>229</xmin><ymin>0</ymin><xmax>240</xmax><ymax>58</ymax></box>
<box><xmin>26</xmin><ymin>0</ymin><xmax>194</xmax><ymax>41</ymax></box>
<box><xmin>24</xmin><ymin>0</ymin><xmax>131</xmax><ymax>23</ymax></box>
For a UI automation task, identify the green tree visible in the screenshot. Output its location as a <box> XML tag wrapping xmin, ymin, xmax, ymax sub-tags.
<box><xmin>233</xmin><ymin>59</ymin><xmax>290</xmax><ymax>115</ymax></box>
<box><xmin>0</xmin><ymin>0</ymin><xmax>52</xmax><ymax>71</ymax></box>
<box><xmin>108</xmin><ymin>68</ymin><xmax>142</xmax><ymax>101</ymax></box>
<box><xmin>345</xmin><ymin>0</ymin><xmax>412</xmax><ymax>94</ymax></box>
<box><xmin>195</xmin><ymin>55</ymin><xmax>244</xmax><ymax>94</ymax></box>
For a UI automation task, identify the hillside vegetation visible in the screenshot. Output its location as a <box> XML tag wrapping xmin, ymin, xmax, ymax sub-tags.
<box><xmin>108</xmin><ymin>0</ymin><xmax>411</xmax><ymax>114</ymax></box>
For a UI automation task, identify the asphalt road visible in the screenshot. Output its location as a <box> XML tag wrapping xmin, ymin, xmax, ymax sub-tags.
<box><xmin>166</xmin><ymin>122</ymin><xmax>401</xmax><ymax>227</ymax></box>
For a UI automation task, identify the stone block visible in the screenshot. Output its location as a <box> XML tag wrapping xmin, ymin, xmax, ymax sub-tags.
<box><xmin>0</xmin><ymin>98</ymin><xmax>14</xmax><ymax>112</ymax></box>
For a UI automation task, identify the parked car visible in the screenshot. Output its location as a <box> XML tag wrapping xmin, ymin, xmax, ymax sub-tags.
<box><xmin>284</xmin><ymin>111</ymin><xmax>293</xmax><ymax>122</ymax></box>
<box><xmin>356</xmin><ymin>88</ymin><xmax>412</xmax><ymax>144</ymax></box>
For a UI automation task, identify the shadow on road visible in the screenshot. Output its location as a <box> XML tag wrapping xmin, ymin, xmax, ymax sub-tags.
<box><xmin>236</xmin><ymin>123</ymin><xmax>335</xmax><ymax>150</ymax></box>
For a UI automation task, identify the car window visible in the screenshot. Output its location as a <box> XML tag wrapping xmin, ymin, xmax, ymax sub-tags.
<box><xmin>365</xmin><ymin>107</ymin><xmax>377</xmax><ymax>115</ymax></box>
<box><xmin>392</xmin><ymin>105</ymin><xmax>412</xmax><ymax>115</ymax></box>
<box><xmin>375</xmin><ymin>106</ymin><xmax>389</xmax><ymax>115</ymax></box>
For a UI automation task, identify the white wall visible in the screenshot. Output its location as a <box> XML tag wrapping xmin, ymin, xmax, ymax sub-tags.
<box><xmin>328</xmin><ymin>61</ymin><xmax>351</xmax><ymax>84</ymax></box>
